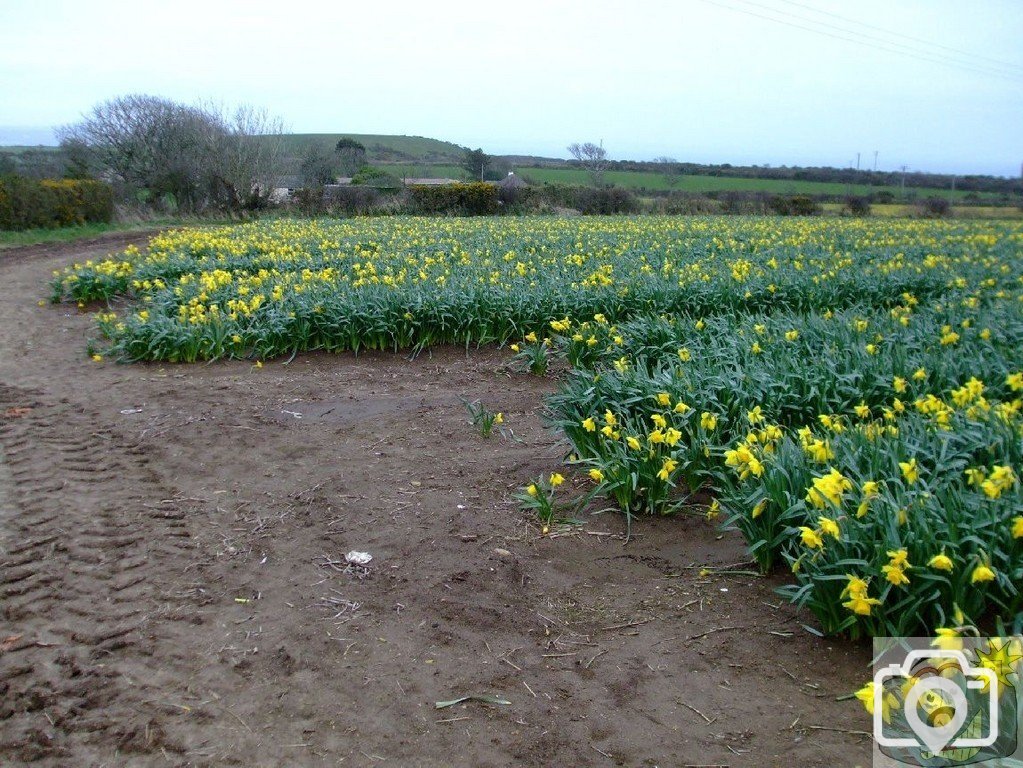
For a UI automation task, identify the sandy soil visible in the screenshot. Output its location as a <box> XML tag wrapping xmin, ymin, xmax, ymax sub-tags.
<box><xmin>0</xmin><ymin>234</ymin><xmax>873</xmax><ymax>766</ymax></box>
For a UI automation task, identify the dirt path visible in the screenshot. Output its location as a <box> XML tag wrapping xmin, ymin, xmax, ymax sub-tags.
<box><xmin>0</xmin><ymin>237</ymin><xmax>872</xmax><ymax>766</ymax></box>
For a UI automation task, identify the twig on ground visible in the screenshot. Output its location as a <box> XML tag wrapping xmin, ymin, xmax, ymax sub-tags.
<box><xmin>600</xmin><ymin>619</ymin><xmax>651</xmax><ymax>632</ymax></box>
<box><xmin>684</xmin><ymin>625</ymin><xmax>743</xmax><ymax>642</ymax></box>
<box><xmin>679</xmin><ymin>700</ymin><xmax>714</xmax><ymax>724</ymax></box>
<box><xmin>806</xmin><ymin>724</ymin><xmax>871</xmax><ymax>737</ymax></box>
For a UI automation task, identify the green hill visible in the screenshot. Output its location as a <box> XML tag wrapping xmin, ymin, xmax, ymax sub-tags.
<box><xmin>277</xmin><ymin>134</ymin><xmax>468</xmax><ymax>165</ymax></box>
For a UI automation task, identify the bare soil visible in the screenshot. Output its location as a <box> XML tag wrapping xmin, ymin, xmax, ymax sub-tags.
<box><xmin>0</xmin><ymin>235</ymin><xmax>873</xmax><ymax>767</ymax></box>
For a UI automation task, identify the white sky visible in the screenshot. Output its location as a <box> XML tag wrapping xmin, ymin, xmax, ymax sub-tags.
<box><xmin>1</xmin><ymin>0</ymin><xmax>1021</xmax><ymax>175</ymax></box>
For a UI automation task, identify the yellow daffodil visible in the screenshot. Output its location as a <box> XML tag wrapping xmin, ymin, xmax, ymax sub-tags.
<box><xmin>818</xmin><ymin>516</ymin><xmax>840</xmax><ymax>540</ymax></box>
<box><xmin>932</xmin><ymin>628</ymin><xmax>964</xmax><ymax>651</ymax></box>
<box><xmin>899</xmin><ymin>458</ymin><xmax>919</xmax><ymax>484</ymax></box>
<box><xmin>971</xmin><ymin>564</ymin><xmax>997</xmax><ymax>584</ymax></box>
<box><xmin>842</xmin><ymin>576</ymin><xmax>881</xmax><ymax>616</ymax></box>
<box><xmin>657</xmin><ymin>458</ymin><xmax>679</xmax><ymax>481</ymax></box>
<box><xmin>805</xmin><ymin>468</ymin><xmax>853</xmax><ymax>509</ymax></box>
<box><xmin>798</xmin><ymin>526</ymin><xmax>824</xmax><ymax>549</ymax></box>
<box><xmin>703</xmin><ymin>500</ymin><xmax>720</xmax><ymax>520</ymax></box>
<box><xmin>928</xmin><ymin>553</ymin><xmax>954</xmax><ymax>572</ymax></box>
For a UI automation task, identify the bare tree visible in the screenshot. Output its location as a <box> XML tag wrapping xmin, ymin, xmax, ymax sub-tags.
<box><xmin>654</xmin><ymin>156</ymin><xmax>682</xmax><ymax>189</ymax></box>
<box><xmin>59</xmin><ymin>94</ymin><xmax>287</xmax><ymax>213</ymax></box>
<box><xmin>567</xmin><ymin>141</ymin><xmax>609</xmax><ymax>186</ymax></box>
<box><xmin>299</xmin><ymin>142</ymin><xmax>339</xmax><ymax>187</ymax></box>
<box><xmin>59</xmin><ymin>95</ymin><xmax>212</xmax><ymax>210</ymax></box>
<box><xmin>210</xmin><ymin>104</ymin><xmax>287</xmax><ymax>209</ymax></box>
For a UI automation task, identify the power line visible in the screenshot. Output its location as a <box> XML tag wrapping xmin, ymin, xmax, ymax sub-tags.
<box><xmin>732</xmin><ymin>0</ymin><xmax>1023</xmax><ymax>79</ymax></box>
<box><xmin>695</xmin><ymin>0</ymin><xmax>1023</xmax><ymax>83</ymax></box>
<box><xmin>774</xmin><ymin>0</ymin><xmax>1023</xmax><ymax>74</ymax></box>
<box><xmin>725</xmin><ymin>0</ymin><xmax>1023</xmax><ymax>80</ymax></box>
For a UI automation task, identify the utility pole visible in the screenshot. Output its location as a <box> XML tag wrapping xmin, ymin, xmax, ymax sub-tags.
<box><xmin>899</xmin><ymin>165</ymin><xmax>908</xmax><ymax>198</ymax></box>
<box><xmin>873</xmin><ymin>151</ymin><xmax>878</xmax><ymax>171</ymax></box>
<box><xmin>856</xmin><ymin>152</ymin><xmax>860</xmax><ymax>170</ymax></box>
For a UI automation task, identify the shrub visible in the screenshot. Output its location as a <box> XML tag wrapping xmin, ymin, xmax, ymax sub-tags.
<box><xmin>324</xmin><ymin>185</ymin><xmax>382</xmax><ymax>215</ymax></box>
<box><xmin>351</xmin><ymin>166</ymin><xmax>403</xmax><ymax>190</ymax></box>
<box><xmin>844</xmin><ymin>196</ymin><xmax>872</xmax><ymax>217</ymax></box>
<box><xmin>405</xmin><ymin>182</ymin><xmax>499</xmax><ymax>216</ymax></box>
<box><xmin>720</xmin><ymin>191</ymin><xmax>769</xmax><ymax>215</ymax></box>
<box><xmin>768</xmin><ymin>194</ymin><xmax>822</xmax><ymax>216</ymax></box>
<box><xmin>291</xmin><ymin>186</ymin><xmax>325</xmax><ymax>216</ymax></box>
<box><xmin>651</xmin><ymin>193</ymin><xmax>721</xmax><ymax>215</ymax></box>
<box><xmin>516</xmin><ymin>184</ymin><xmax>638</xmax><ymax>215</ymax></box>
<box><xmin>917</xmin><ymin>196</ymin><xmax>951</xmax><ymax>218</ymax></box>
<box><xmin>574</xmin><ymin>186</ymin><xmax>638</xmax><ymax>215</ymax></box>
<box><xmin>0</xmin><ymin>175</ymin><xmax>114</xmax><ymax>231</ymax></box>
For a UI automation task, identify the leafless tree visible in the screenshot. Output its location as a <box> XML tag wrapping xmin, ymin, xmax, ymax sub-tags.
<box><xmin>59</xmin><ymin>95</ymin><xmax>287</xmax><ymax>213</ymax></box>
<box><xmin>206</xmin><ymin>103</ymin><xmax>287</xmax><ymax>209</ymax></box>
<box><xmin>567</xmin><ymin>141</ymin><xmax>609</xmax><ymax>186</ymax></box>
<box><xmin>654</xmin><ymin>156</ymin><xmax>682</xmax><ymax>188</ymax></box>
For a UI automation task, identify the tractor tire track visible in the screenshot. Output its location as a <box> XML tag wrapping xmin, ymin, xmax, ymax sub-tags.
<box><xmin>0</xmin><ymin>384</ymin><xmax>196</xmax><ymax>764</ymax></box>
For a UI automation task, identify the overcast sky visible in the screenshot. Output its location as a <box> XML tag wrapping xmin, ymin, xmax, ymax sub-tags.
<box><xmin>1</xmin><ymin>0</ymin><xmax>1021</xmax><ymax>175</ymax></box>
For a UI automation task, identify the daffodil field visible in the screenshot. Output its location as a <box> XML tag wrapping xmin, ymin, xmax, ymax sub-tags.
<box><xmin>53</xmin><ymin>216</ymin><xmax>1023</xmax><ymax>640</ymax></box>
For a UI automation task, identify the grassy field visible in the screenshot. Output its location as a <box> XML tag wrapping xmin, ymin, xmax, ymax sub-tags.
<box><xmin>387</xmin><ymin>163</ymin><xmax>996</xmax><ymax>200</ymax></box>
<box><xmin>0</xmin><ymin>217</ymin><xmax>242</xmax><ymax>250</ymax></box>
<box><xmin>0</xmin><ymin>221</ymin><xmax>155</xmax><ymax>250</ymax></box>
